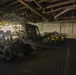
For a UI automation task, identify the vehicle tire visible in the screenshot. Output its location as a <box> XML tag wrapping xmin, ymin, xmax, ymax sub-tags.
<box><xmin>3</xmin><ymin>45</ymin><xmax>17</xmax><ymax>62</ymax></box>
<box><xmin>22</xmin><ymin>44</ymin><xmax>32</xmax><ymax>55</ymax></box>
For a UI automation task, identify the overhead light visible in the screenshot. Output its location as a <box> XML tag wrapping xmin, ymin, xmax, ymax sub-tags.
<box><xmin>6</xmin><ymin>24</ymin><xmax>8</xmax><ymax>25</ymax></box>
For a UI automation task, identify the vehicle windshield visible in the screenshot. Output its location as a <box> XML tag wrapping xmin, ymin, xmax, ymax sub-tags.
<box><xmin>0</xmin><ymin>33</ymin><xmax>3</xmax><ymax>40</ymax></box>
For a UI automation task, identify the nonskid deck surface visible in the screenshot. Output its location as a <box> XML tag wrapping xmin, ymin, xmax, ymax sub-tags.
<box><xmin>0</xmin><ymin>45</ymin><xmax>75</xmax><ymax>75</ymax></box>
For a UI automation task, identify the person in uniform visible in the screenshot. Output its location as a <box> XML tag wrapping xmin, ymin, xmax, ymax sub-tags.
<box><xmin>61</xmin><ymin>34</ymin><xmax>65</xmax><ymax>45</ymax></box>
<box><xmin>55</xmin><ymin>34</ymin><xmax>59</xmax><ymax>45</ymax></box>
<box><xmin>51</xmin><ymin>35</ymin><xmax>55</xmax><ymax>45</ymax></box>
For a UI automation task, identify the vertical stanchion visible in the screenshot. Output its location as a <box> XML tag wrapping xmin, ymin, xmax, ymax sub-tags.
<box><xmin>67</xmin><ymin>38</ymin><xmax>70</xmax><ymax>75</ymax></box>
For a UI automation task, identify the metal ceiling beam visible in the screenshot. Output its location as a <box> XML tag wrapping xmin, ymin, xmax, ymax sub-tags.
<box><xmin>14</xmin><ymin>4</ymin><xmax>22</xmax><ymax>8</ymax></box>
<box><xmin>17</xmin><ymin>6</ymin><xmax>27</xmax><ymax>10</ymax></box>
<box><xmin>33</xmin><ymin>0</ymin><xmax>42</xmax><ymax>8</ymax></box>
<box><xmin>38</xmin><ymin>0</ymin><xmax>76</xmax><ymax>11</ymax></box>
<box><xmin>0</xmin><ymin>0</ymin><xmax>3</xmax><ymax>4</ymax></box>
<box><xmin>54</xmin><ymin>9</ymin><xmax>70</xmax><ymax>19</ymax></box>
<box><xmin>46</xmin><ymin>0</ymin><xmax>75</xmax><ymax>9</ymax></box>
<box><xmin>49</xmin><ymin>20</ymin><xmax>76</xmax><ymax>23</ymax></box>
<box><xmin>23</xmin><ymin>0</ymin><xmax>33</xmax><ymax>2</ymax></box>
<box><xmin>6</xmin><ymin>1</ymin><xmax>18</xmax><ymax>8</ymax></box>
<box><xmin>17</xmin><ymin>0</ymin><xmax>47</xmax><ymax>20</ymax></box>
<box><xmin>43</xmin><ymin>5</ymin><xmax>76</xmax><ymax>14</ymax></box>
<box><xmin>22</xmin><ymin>0</ymin><xmax>42</xmax><ymax>10</ymax></box>
<box><xmin>58</xmin><ymin>16</ymin><xmax>76</xmax><ymax>20</ymax></box>
<box><xmin>24</xmin><ymin>0</ymin><xmax>42</xmax><ymax>8</ymax></box>
<box><xmin>38</xmin><ymin>0</ymin><xmax>58</xmax><ymax>3</ymax></box>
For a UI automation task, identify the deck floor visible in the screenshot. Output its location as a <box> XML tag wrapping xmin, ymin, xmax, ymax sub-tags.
<box><xmin>0</xmin><ymin>44</ymin><xmax>76</xmax><ymax>75</ymax></box>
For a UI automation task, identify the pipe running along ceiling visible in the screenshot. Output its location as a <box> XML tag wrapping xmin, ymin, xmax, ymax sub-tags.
<box><xmin>0</xmin><ymin>0</ymin><xmax>76</xmax><ymax>23</ymax></box>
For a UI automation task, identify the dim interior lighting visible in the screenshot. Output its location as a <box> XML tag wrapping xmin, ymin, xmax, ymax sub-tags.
<box><xmin>5</xmin><ymin>37</ymin><xmax>8</xmax><ymax>40</ymax></box>
<box><xmin>50</xmin><ymin>17</ymin><xmax>51</xmax><ymax>19</ymax></box>
<box><xmin>27</xmin><ymin>15</ymin><xmax>28</xmax><ymax>17</ymax></box>
<box><xmin>6</xmin><ymin>24</ymin><xmax>8</xmax><ymax>25</ymax></box>
<box><xmin>22</xmin><ymin>13</ymin><xmax>24</xmax><ymax>15</ymax></box>
<box><xmin>25</xmin><ymin>11</ymin><xmax>26</xmax><ymax>14</ymax></box>
<box><xmin>60</xmin><ymin>24</ymin><xmax>63</xmax><ymax>27</ymax></box>
<box><xmin>3</xmin><ymin>14</ymin><xmax>5</xmax><ymax>17</ymax></box>
<box><xmin>42</xmin><ymin>10</ymin><xmax>45</xmax><ymax>13</ymax></box>
<box><xmin>10</xmin><ymin>25</ymin><xmax>12</xmax><ymax>27</ymax></box>
<box><xmin>13</xmin><ymin>25</ymin><xmax>15</xmax><ymax>26</ymax></box>
<box><xmin>17</xmin><ymin>25</ymin><xmax>20</xmax><ymax>27</ymax></box>
<box><xmin>14</xmin><ymin>18</ymin><xmax>15</xmax><ymax>20</ymax></box>
<box><xmin>3</xmin><ymin>30</ymin><xmax>7</xmax><ymax>32</ymax></box>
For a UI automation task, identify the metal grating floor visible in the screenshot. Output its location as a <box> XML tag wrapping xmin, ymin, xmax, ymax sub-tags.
<box><xmin>0</xmin><ymin>47</ymin><xmax>68</xmax><ymax>75</ymax></box>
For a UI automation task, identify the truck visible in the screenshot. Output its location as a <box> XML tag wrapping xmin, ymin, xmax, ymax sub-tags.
<box><xmin>0</xmin><ymin>23</ymin><xmax>66</xmax><ymax>62</ymax></box>
<box><xmin>0</xmin><ymin>22</ymin><xmax>45</xmax><ymax>62</ymax></box>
